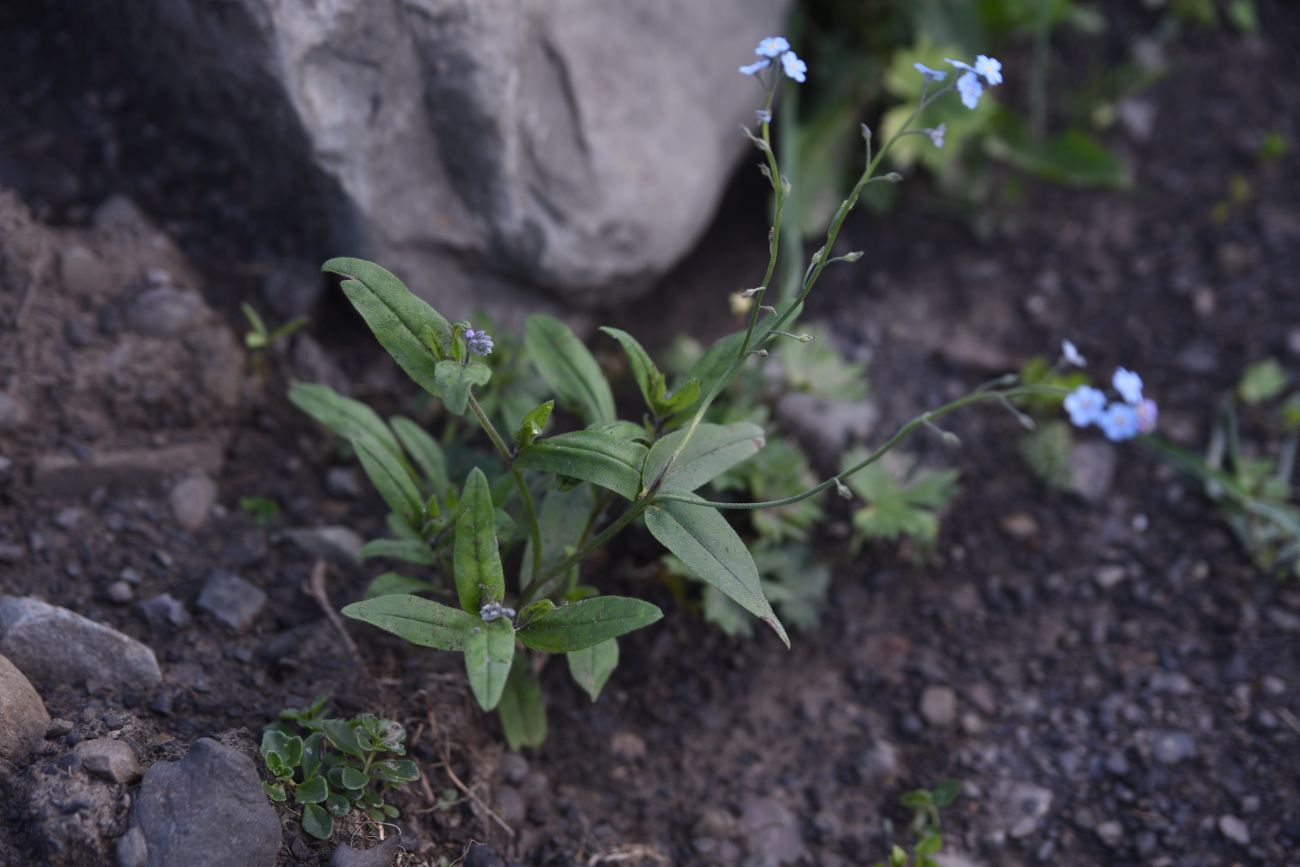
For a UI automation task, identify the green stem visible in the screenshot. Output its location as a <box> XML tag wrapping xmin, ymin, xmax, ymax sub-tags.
<box><xmin>522</xmin><ymin>497</ymin><xmax>650</xmax><ymax>604</ymax></box>
<box><xmin>467</xmin><ymin>391</ymin><xmax>543</xmax><ymax>581</ymax></box>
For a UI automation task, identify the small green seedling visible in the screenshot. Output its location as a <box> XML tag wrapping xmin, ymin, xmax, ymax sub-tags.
<box><xmin>261</xmin><ymin>696</ymin><xmax>421</xmax><ymax>840</ymax></box>
<box><xmin>242</xmin><ymin>302</ymin><xmax>309</xmax><ymax>350</ymax></box>
<box><xmin>876</xmin><ymin>779</ymin><xmax>960</xmax><ymax>867</ymax></box>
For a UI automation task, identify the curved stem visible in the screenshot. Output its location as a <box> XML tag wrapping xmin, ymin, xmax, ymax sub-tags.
<box><xmin>467</xmin><ymin>391</ymin><xmax>543</xmax><ymax>580</ymax></box>
<box><xmin>521</xmin><ymin>496</ymin><xmax>650</xmax><ymax>605</ymax></box>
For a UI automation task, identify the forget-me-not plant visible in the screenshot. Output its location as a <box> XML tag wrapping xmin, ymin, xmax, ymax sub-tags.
<box><xmin>1064</xmin><ymin>355</ymin><xmax>1158</xmax><ymax>442</ymax></box>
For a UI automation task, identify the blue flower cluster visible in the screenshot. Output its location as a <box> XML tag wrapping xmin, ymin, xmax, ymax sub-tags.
<box><xmin>479</xmin><ymin>601</ymin><xmax>516</xmax><ymax>623</ymax></box>
<box><xmin>463</xmin><ymin>327</ymin><xmax>494</xmax><ymax>356</ymax></box>
<box><xmin>740</xmin><ymin>36</ymin><xmax>807</xmax><ymax>84</ymax></box>
<box><xmin>915</xmin><ymin>55</ymin><xmax>1004</xmax><ymax>110</ymax></box>
<box><xmin>1065</xmin><ymin>367</ymin><xmax>1158</xmax><ymax>443</ymax></box>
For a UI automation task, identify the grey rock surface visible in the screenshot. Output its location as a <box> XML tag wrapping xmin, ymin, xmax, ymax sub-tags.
<box><xmin>115</xmin><ymin>0</ymin><xmax>791</xmax><ymax>317</ymax></box>
<box><xmin>331</xmin><ymin>835</ymin><xmax>402</xmax><ymax>867</ymax></box>
<box><xmin>285</xmin><ymin>525</ymin><xmax>365</xmax><ymax>568</ymax></box>
<box><xmin>0</xmin><ymin>654</ymin><xmax>49</xmax><ymax>760</ymax></box>
<box><xmin>0</xmin><ymin>596</ymin><xmax>161</xmax><ymax>691</ymax></box>
<box><xmin>196</xmin><ymin>570</ymin><xmax>267</xmax><ymax>632</ymax></box>
<box><xmin>121</xmin><ymin>737</ymin><xmax>281</xmax><ymax>867</ymax></box>
<box><xmin>74</xmin><ymin>737</ymin><xmax>142</xmax><ymax>784</ymax></box>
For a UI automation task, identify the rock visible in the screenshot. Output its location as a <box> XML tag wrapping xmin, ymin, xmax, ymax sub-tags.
<box><xmin>284</xmin><ymin>526</ymin><xmax>365</xmax><ymax>568</ymax></box>
<box><xmin>122</xmin><ymin>737</ymin><xmax>281</xmax><ymax>867</ymax></box>
<box><xmin>74</xmin><ymin>737</ymin><xmax>141</xmax><ymax>784</ymax></box>
<box><xmin>262</xmin><ymin>260</ymin><xmax>324</xmax><ymax>319</ymax></box>
<box><xmin>196</xmin><ymin>570</ymin><xmax>267</xmax><ymax>632</ymax></box>
<box><xmin>859</xmin><ymin>739</ymin><xmax>898</xmax><ymax>781</ymax></box>
<box><xmin>495</xmin><ymin>785</ymin><xmax>526</xmax><ymax>827</ymax></box>
<box><xmin>93</xmin><ymin>194</ymin><xmax>149</xmax><ymax>231</ymax></box>
<box><xmin>59</xmin><ymin>245</ymin><xmax>110</xmax><ymax>298</ymax></box>
<box><xmin>34</xmin><ymin>441</ymin><xmax>226</xmax><ymax>496</ymax></box>
<box><xmin>106</xmin><ymin>580</ymin><xmax>135</xmax><ymax>604</ymax></box>
<box><xmin>774</xmin><ymin>392</ymin><xmax>878</xmax><ymax>456</ymax></box>
<box><xmin>0</xmin><ymin>391</ymin><xmax>30</xmax><ymax>431</ymax></box>
<box><xmin>464</xmin><ymin>842</ymin><xmax>507</xmax><ymax>867</ymax></box>
<box><xmin>610</xmin><ymin>731</ymin><xmax>647</xmax><ymax>762</ymax></box>
<box><xmin>0</xmin><ymin>596</ymin><xmax>162</xmax><ymax>692</ymax></box>
<box><xmin>21</xmin><ymin>754</ymin><xmax>127</xmax><ymax>866</ymax></box>
<box><xmin>994</xmin><ymin>781</ymin><xmax>1053</xmax><ymax>839</ymax></box>
<box><xmin>1116</xmin><ymin>98</ymin><xmax>1157</xmax><ymax>142</ymax></box>
<box><xmin>137</xmin><ymin>594</ymin><xmax>192</xmax><ymax>636</ymax></box>
<box><xmin>740</xmin><ymin>797</ymin><xmax>805</xmax><ymax>865</ymax></box>
<box><xmin>1067</xmin><ymin>441</ymin><xmax>1116</xmax><ymax>504</ymax></box>
<box><xmin>115</xmin><ymin>0</ymin><xmax>791</xmax><ymax>316</ymax></box>
<box><xmin>1218</xmin><ymin>814</ymin><xmax>1250</xmax><ymax>846</ymax></box>
<box><xmin>498</xmin><ymin>752</ymin><xmax>530</xmax><ymax>784</ymax></box>
<box><xmin>1095</xmin><ymin>820</ymin><xmax>1124</xmax><ymax>848</ymax></box>
<box><xmin>920</xmin><ymin>685</ymin><xmax>958</xmax><ymax>728</ymax></box>
<box><xmin>325</xmin><ymin>467</ymin><xmax>364</xmax><ymax>498</ymax></box>
<box><xmin>0</xmin><ymin>654</ymin><xmax>50</xmax><ymax>760</ymax></box>
<box><xmin>330</xmin><ymin>835</ymin><xmax>401</xmax><ymax>867</ymax></box>
<box><xmin>1094</xmin><ymin>565</ymin><xmax>1127</xmax><ymax>590</ymax></box>
<box><xmin>125</xmin><ymin>286</ymin><xmax>206</xmax><ymax>336</ymax></box>
<box><xmin>171</xmin><ymin>474</ymin><xmax>218</xmax><ymax>531</ymax></box>
<box><xmin>1149</xmin><ymin>729</ymin><xmax>1195</xmax><ymax>765</ymax></box>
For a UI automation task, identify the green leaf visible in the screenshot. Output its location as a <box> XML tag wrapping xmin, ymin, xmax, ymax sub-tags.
<box><xmin>260</xmin><ymin>729</ymin><xmax>298</xmax><ymax>767</ymax></box>
<box><xmin>453</xmin><ymin>468</ymin><xmax>505</xmax><ymax>612</ymax></box>
<box><xmin>353</xmin><ymin>435</ymin><xmax>425</xmax><ymax>529</ymax></box>
<box><xmin>679</xmin><ymin>332</ymin><xmax>744</xmax><ymax>416</ymax></box>
<box><xmin>515</xmin><ymin>430</ymin><xmax>648</xmax><ymax>501</ymax></box>
<box><xmin>497</xmin><ymin>655</ymin><xmax>546</xmax><ymax>750</ymax></box>
<box><xmin>600</xmin><ymin>326</ymin><xmax>670</xmax><ymax>414</ymax></box>
<box><xmin>359</xmin><ymin>538</ymin><xmax>436</xmax><ymax>566</ymax></box>
<box><xmin>324</xmin><ymin>257</ymin><xmax>452</xmax><ymax>388</ymax></box>
<box><xmin>514</xmin><ymin>400</ymin><xmax>555</xmax><ymax>449</ymax></box>
<box><xmin>516</xmin><ymin>599</ymin><xmax>556</xmax><ymax>627</ymax></box>
<box><xmin>434</xmin><ymin>360</ymin><xmax>491</xmax><ymax>416</ymax></box>
<box><xmin>567</xmin><ymin>638</ymin><xmax>619</xmax><ymax>702</ymax></box>
<box><xmin>301</xmin><ymin>802</ymin><xmax>334</xmax><ymax>840</ymax></box>
<box><xmin>325</xmin><ymin>793</ymin><xmax>351</xmax><ymax>818</ymax></box>
<box><xmin>1239</xmin><ymin>358</ymin><xmax>1288</xmax><ymax>405</ymax></box>
<box><xmin>301</xmin><ymin>732</ymin><xmax>325</xmax><ymax>780</ymax></box>
<box><xmin>363</xmin><ymin>571</ymin><xmax>437</xmax><ymax>600</ymax></box>
<box><xmin>320</xmin><ymin>719</ymin><xmax>364</xmax><ymax>758</ymax></box>
<box><xmin>933</xmin><ymin>778</ymin><xmax>960</xmax><ymax>807</ymax></box>
<box><xmin>389</xmin><ymin>415</ymin><xmax>449</xmax><ymax>493</ymax></box>
<box><xmin>644</xmin><ymin>498</ymin><xmax>789</xmax><ymax>647</ymax></box>
<box><xmin>294</xmin><ymin>775</ymin><xmax>329</xmax><ymax>805</ymax></box>
<box><xmin>338</xmin><ymin>767</ymin><xmax>368</xmax><ymax>791</ymax></box>
<box><xmin>262</xmin><ymin>782</ymin><xmax>286</xmax><ymax>802</ymax></box>
<box><xmin>372</xmin><ymin>759</ymin><xmax>420</xmax><ymax>784</ymax></box>
<box><xmin>779</xmin><ymin>332</ymin><xmax>869</xmax><ymax>401</ymax></box>
<box><xmin>465</xmin><ymin>618</ymin><xmax>516</xmax><ymax>711</ymax></box>
<box><xmin>988</xmin><ymin>120</ymin><xmax>1132</xmax><ymax>189</ymax></box>
<box><xmin>289</xmin><ymin>383</ymin><xmax>403</xmax><ymax>460</ymax></box>
<box><xmin>916</xmin><ymin>832</ymin><xmax>943</xmax><ymax>856</ymax></box>
<box><xmin>642</xmin><ymin>422</ymin><xmax>766</xmax><ymax>493</ymax></box>
<box><xmin>1019</xmin><ymin>421</ymin><xmax>1073</xmax><ymax>490</ymax></box>
<box><xmin>525</xmin><ymin>314</ymin><xmax>615</xmax><ymax>424</ymax></box>
<box><xmin>844</xmin><ymin>452</ymin><xmax>961</xmax><ymax>552</ymax></box>
<box><xmin>519</xmin><ymin>486</ymin><xmax>593</xmax><ymax>589</ymax></box>
<box><xmin>518</xmin><ymin>596</ymin><xmax>662</xmax><ymax>653</ymax></box>
<box><xmin>341</xmin><ymin>594</ymin><xmax>475</xmax><ymax>650</ymax></box>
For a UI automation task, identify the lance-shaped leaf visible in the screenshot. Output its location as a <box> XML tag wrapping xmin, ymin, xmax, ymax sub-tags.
<box><xmin>359</xmin><ymin>538</ymin><xmax>435</xmax><ymax>566</ymax></box>
<box><xmin>290</xmin><ymin>383</ymin><xmax>403</xmax><ymax>460</ymax></box>
<box><xmin>514</xmin><ymin>400</ymin><xmax>554</xmax><ymax>449</ymax></box>
<box><xmin>600</xmin><ymin>326</ymin><xmax>666</xmax><ymax>408</ymax></box>
<box><xmin>497</xmin><ymin>655</ymin><xmax>546</xmax><ymax>750</ymax></box>
<box><xmin>389</xmin><ymin>415</ymin><xmax>449</xmax><ymax>493</ymax></box>
<box><xmin>435</xmin><ymin>360</ymin><xmax>491</xmax><ymax>416</ymax></box>
<box><xmin>645</xmin><ymin>498</ymin><xmax>789</xmax><ymax>647</ymax></box>
<box><xmin>517</xmin><ymin>596</ymin><xmax>663</xmax><ymax>653</ymax></box>
<box><xmin>353</xmin><ymin>436</ymin><xmax>424</xmax><ymax>529</ymax></box>
<box><xmin>465</xmin><ymin>618</ymin><xmax>516</xmax><ymax>711</ymax></box>
<box><xmin>341</xmin><ymin>594</ymin><xmax>474</xmax><ymax>650</ymax></box>
<box><xmin>515</xmin><ymin>430</ymin><xmax>647</xmax><ymax>501</ymax></box>
<box><xmin>678</xmin><ymin>331</ymin><xmax>745</xmax><ymax>416</ymax></box>
<box><xmin>453</xmin><ymin>468</ymin><xmax>505</xmax><ymax>612</ymax></box>
<box><xmin>525</xmin><ymin>314</ymin><xmax>615</xmax><ymax>424</ymax></box>
<box><xmin>567</xmin><ymin>638</ymin><xmax>619</xmax><ymax>702</ymax></box>
<box><xmin>642</xmin><ymin>422</ymin><xmax>766</xmax><ymax>493</ymax></box>
<box><xmin>325</xmin><ymin>257</ymin><xmax>453</xmax><ymax>392</ymax></box>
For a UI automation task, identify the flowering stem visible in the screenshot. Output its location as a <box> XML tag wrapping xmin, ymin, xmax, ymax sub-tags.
<box><xmin>466</xmin><ymin>391</ymin><xmax>543</xmax><ymax>581</ymax></box>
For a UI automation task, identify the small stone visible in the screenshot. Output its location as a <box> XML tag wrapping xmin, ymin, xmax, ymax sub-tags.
<box><xmin>996</xmin><ymin>781</ymin><xmax>1053</xmax><ymax>839</ymax></box>
<box><xmin>1095</xmin><ymin>565</ymin><xmax>1126</xmax><ymax>590</ymax></box>
<box><xmin>1000</xmin><ymin>513</ymin><xmax>1039</xmax><ymax>539</ymax></box>
<box><xmin>125</xmin><ymin>286</ymin><xmax>204</xmax><ymax>336</ymax></box>
<box><xmin>46</xmin><ymin>718</ymin><xmax>74</xmax><ymax>737</ymax></box>
<box><xmin>0</xmin><ymin>392</ymin><xmax>31</xmax><ymax>431</ymax></box>
<box><xmin>93</xmin><ymin>194</ymin><xmax>148</xmax><ymax>230</ymax></box>
<box><xmin>1149</xmin><ymin>729</ymin><xmax>1195</xmax><ymax>765</ymax></box>
<box><xmin>920</xmin><ymin>685</ymin><xmax>958</xmax><ymax>727</ymax></box>
<box><xmin>170</xmin><ymin>474</ymin><xmax>218</xmax><ymax>531</ymax></box>
<box><xmin>859</xmin><ymin>739</ymin><xmax>898</xmax><ymax>781</ymax></box>
<box><xmin>495</xmin><ymin>785</ymin><xmax>526</xmax><ymax>827</ymax></box>
<box><xmin>0</xmin><ymin>596</ymin><xmax>162</xmax><ymax>691</ymax></box>
<box><xmin>196</xmin><ymin>570</ymin><xmax>267</xmax><ymax>632</ymax></box>
<box><xmin>54</xmin><ymin>507</ymin><xmax>84</xmax><ymax>530</ymax></box>
<box><xmin>75</xmin><ymin>737</ymin><xmax>142</xmax><ymax>783</ymax></box>
<box><xmin>1116</xmin><ymin>98</ymin><xmax>1156</xmax><ymax>142</ymax></box>
<box><xmin>285</xmin><ymin>526</ymin><xmax>364</xmax><ymax>568</ymax></box>
<box><xmin>262</xmin><ymin>260</ymin><xmax>324</xmax><ymax>319</ymax></box>
<box><xmin>0</xmin><ymin>654</ymin><xmax>50</xmax><ymax>760</ymax></box>
<box><xmin>1096</xmin><ymin>820</ymin><xmax>1124</xmax><ymax>848</ymax></box>
<box><xmin>1149</xmin><ymin>672</ymin><xmax>1193</xmax><ymax>695</ymax></box>
<box><xmin>740</xmin><ymin>797</ymin><xmax>806</xmax><ymax>864</ymax></box>
<box><xmin>325</xmin><ymin>467</ymin><xmax>363</xmax><ymax>498</ymax></box>
<box><xmin>1219</xmin><ymin>815</ymin><xmax>1250</xmax><ymax>846</ymax></box>
<box><xmin>610</xmin><ymin>731</ymin><xmax>647</xmax><ymax>761</ymax></box>
<box><xmin>138</xmin><ymin>594</ymin><xmax>191</xmax><ymax>636</ymax></box>
<box><xmin>464</xmin><ymin>843</ymin><xmax>506</xmax><ymax>867</ymax></box>
<box><xmin>330</xmin><ymin>834</ymin><xmax>401</xmax><ymax>867</ymax></box>
<box><xmin>1067</xmin><ymin>441</ymin><xmax>1116</xmax><ymax>504</ymax></box>
<box><xmin>106</xmin><ymin>581</ymin><xmax>135</xmax><ymax>604</ymax></box>
<box><xmin>498</xmin><ymin>752</ymin><xmax>530</xmax><ymax>784</ymax></box>
<box><xmin>59</xmin><ymin>245</ymin><xmax>110</xmax><ymax>298</ymax></box>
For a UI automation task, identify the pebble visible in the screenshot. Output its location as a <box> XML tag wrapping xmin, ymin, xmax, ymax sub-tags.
<box><xmin>325</xmin><ymin>467</ymin><xmax>364</xmax><ymax>498</ymax></box>
<box><xmin>0</xmin><ymin>654</ymin><xmax>50</xmax><ymax>760</ymax></box>
<box><xmin>463</xmin><ymin>842</ymin><xmax>506</xmax><ymax>867</ymax></box>
<box><xmin>125</xmin><ymin>286</ymin><xmax>204</xmax><ymax>336</ymax></box>
<box><xmin>0</xmin><ymin>596</ymin><xmax>162</xmax><ymax>691</ymax></box>
<box><xmin>495</xmin><ymin>785</ymin><xmax>526</xmax><ymax>827</ymax></box>
<box><xmin>740</xmin><ymin>797</ymin><xmax>806</xmax><ymax>865</ymax></box>
<box><xmin>58</xmin><ymin>245</ymin><xmax>110</xmax><ymax>298</ymax></box>
<box><xmin>859</xmin><ymin>739</ymin><xmax>898</xmax><ymax>781</ymax></box>
<box><xmin>498</xmin><ymin>752</ymin><xmax>530</xmax><ymax>784</ymax></box>
<box><xmin>330</xmin><ymin>834</ymin><xmax>401</xmax><ymax>867</ymax></box>
<box><xmin>196</xmin><ymin>570</ymin><xmax>267</xmax><ymax>632</ymax></box>
<box><xmin>996</xmin><ymin>781</ymin><xmax>1053</xmax><ymax>839</ymax></box>
<box><xmin>170</xmin><ymin>474</ymin><xmax>218</xmax><ymax>531</ymax></box>
<box><xmin>118</xmin><ymin>738</ymin><xmax>280</xmax><ymax>867</ymax></box>
<box><xmin>0</xmin><ymin>392</ymin><xmax>31</xmax><ymax>431</ymax></box>
<box><xmin>610</xmin><ymin>731</ymin><xmax>647</xmax><ymax>762</ymax></box>
<box><xmin>74</xmin><ymin>737</ymin><xmax>142</xmax><ymax>784</ymax></box>
<box><xmin>1219</xmin><ymin>814</ymin><xmax>1250</xmax><ymax>846</ymax></box>
<box><xmin>1096</xmin><ymin>820</ymin><xmax>1124</xmax><ymax>848</ymax></box>
<box><xmin>106</xmin><ymin>581</ymin><xmax>135</xmax><ymax>604</ymax></box>
<box><xmin>285</xmin><ymin>525</ymin><xmax>364</xmax><ymax>568</ymax></box>
<box><xmin>1149</xmin><ymin>729</ymin><xmax>1196</xmax><ymax>765</ymax></box>
<box><xmin>1094</xmin><ymin>565</ymin><xmax>1127</xmax><ymax>590</ymax></box>
<box><xmin>1067</xmin><ymin>441</ymin><xmax>1116</xmax><ymax>504</ymax></box>
<box><xmin>920</xmin><ymin>685</ymin><xmax>958</xmax><ymax>727</ymax></box>
<box><xmin>137</xmin><ymin>594</ymin><xmax>191</xmax><ymax>636</ymax></box>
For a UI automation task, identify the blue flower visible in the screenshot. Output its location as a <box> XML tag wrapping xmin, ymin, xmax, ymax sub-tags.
<box><xmin>1112</xmin><ymin>367</ymin><xmax>1143</xmax><ymax>405</ymax></box>
<box><xmin>1064</xmin><ymin>385</ymin><xmax>1107</xmax><ymax>428</ymax></box>
<box><xmin>756</xmin><ymin>36</ymin><xmax>791</xmax><ymax>58</ymax></box>
<box><xmin>780</xmin><ymin>51</ymin><xmax>807</xmax><ymax>83</ymax></box>
<box><xmin>956</xmin><ymin>71</ymin><xmax>984</xmax><ymax>110</ymax></box>
<box><xmin>739</xmin><ymin>59</ymin><xmax>771</xmax><ymax>76</ymax></box>
<box><xmin>927</xmin><ymin>123</ymin><xmax>947</xmax><ymax>148</ymax></box>
<box><xmin>755</xmin><ymin>108</ymin><xmax>772</xmax><ymax>124</ymax></box>
<box><xmin>1136</xmin><ymin>399</ymin><xmax>1159</xmax><ymax>434</ymax></box>
<box><xmin>464</xmin><ymin>327</ymin><xmax>494</xmax><ymax>356</ymax></box>
<box><xmin>945</xmin><ymin>58</ymin><xmax>975</xmax><ymax>73</ymax></box>
<box><xmin>914</xmin><ymin>62</ymin><xmax>947</xmax><ymax>82</ymax></box>
<box><xmin>974</xmin><ymin>55</ymin><xmax>1003</xmax><ymax>86</ymax></box>
<box><xmin>1062</xmin><ymin>339</ymin><xmax>1086</xmax><ymax>368</ymax></box>
<box><xmin>1099</xmin><ymin>403</ymin><xmax>1140</xmax><ymax>442</ymax></box>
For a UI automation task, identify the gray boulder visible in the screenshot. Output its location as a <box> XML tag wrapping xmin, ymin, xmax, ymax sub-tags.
<box><xmin>0</xmin><ymin>597</ymin><xmax>161</xmax><ymax>692</ymax></box>
<box><xmin>118</xmin><ymin>738</ymin><xmax>282</xmax><ymax>867</ymax></box>
<box><xmin>0</xmin><ymin>654</ymin><xmax>49</xmax><ymax>760</ymax></box>
<box><xmin>111</xmin><ymin>0</ymin><xmax>791</xmax><ymax>317</ymax></box>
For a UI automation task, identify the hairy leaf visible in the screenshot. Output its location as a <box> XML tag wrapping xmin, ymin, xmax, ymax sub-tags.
<box><xmin>453</xmin><ymin>468</ymin><xmax>505</xmax><ymax>612</ymax></box>
<box><xmin>353</xmin><ymin>436</ymin><xmax>424</xmax><ymax>528</ymax></box>
<box><xmin>525</xmin><ymin>315</ymin><xmax>615</xmax><ymax>424</ymax></box>
<box><xmin>290</xmin><ymin>383</ymin><xmax>403</xmax><ymax>460</ymax></box>
<box><xmin>515</xmin><ymin>430</ymin><xmax>648</xmax><ymax>501</ymax></box>
<box><xmin>567</xmin><ymin>638</ymin><xmax>619</xmax><ymax>702</ymax></box>
<box><xmin>497</xmin><ymin>656</ymin><xmax>547</xmax><ymax>750</ymax></box>
<box><xmin>341</xmin><ymin>594</ymin><xmax>474</xmax><ymax>650</ymax></box>
<box><xmin>389</xmin><ymin>415</ymin><xmax>449</xmax><ymax>493</ymax></box>
<box><xmin>518</xmin><ymin>596</ymin><xmax>662</xmax><ymax>653</ymax></box>
<box><xmin>435</xmin><ymin>360</ymin><xmax>491</xmax><ymax>416</ymax></box>
<box><xmin>643</xmin><ymin>422</ymin><xmax>765</xmax><ymax>493</ymax></box>
<box><xmin>464</xmin><ymin>618</ymin><xmax>515</xmax><ymax>711</ymax></box>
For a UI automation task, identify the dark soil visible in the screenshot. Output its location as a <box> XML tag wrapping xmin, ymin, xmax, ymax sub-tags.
<box><xmin>2</xmin><ymin>3</ymin><xmax>1300</xmax><ymax>867</ymax></box>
